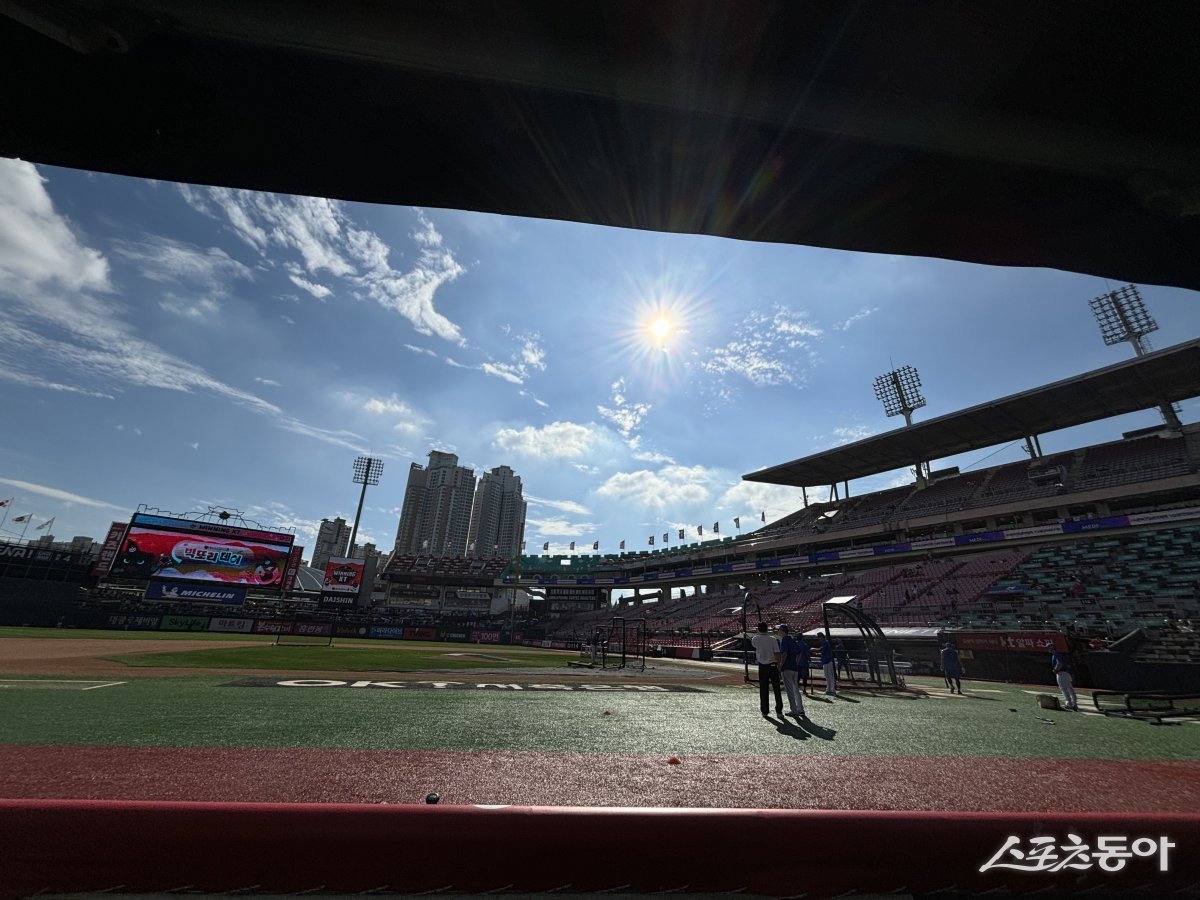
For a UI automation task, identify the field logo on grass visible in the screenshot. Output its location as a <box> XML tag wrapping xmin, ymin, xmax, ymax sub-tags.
<box><xmin>222</xmin><ymin>677</ymin><xmax>706</xmax><ymax>693</ymax></box>
<box><xmin>980</xmin><ymin>835</ymin><xmax>1174</xmax><ymax>874</ymax></box>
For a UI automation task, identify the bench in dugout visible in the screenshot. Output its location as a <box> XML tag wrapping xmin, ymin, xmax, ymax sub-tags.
<box><xmin>1091</xmin><ymin>690</ymin><xmax>1200</xmax><ymax>724</ymax></box>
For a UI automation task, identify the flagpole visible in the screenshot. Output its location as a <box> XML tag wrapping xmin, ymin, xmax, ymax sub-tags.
<box><xmin>18</xmin><ymin>516</ymin><xmax>32</xmax><ymax>542</ymax></box>
<box><xmin>0</xmin><ymin>500</ymin><xmax>11</xmax><ymax>532</ymax></box>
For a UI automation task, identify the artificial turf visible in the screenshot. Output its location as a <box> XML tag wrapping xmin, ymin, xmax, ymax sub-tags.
<box><xmin>0</xmin><ymin>626</ymin><xmax>270</xmax><ymax>642</ymax></box>
<box><xmin>107</xmin><ymin>645</ymin><xmax>574</xmax><ymax>671</ymax></box>
<box><xmin>0</xmin><ymin>674</ymin><xmax>1196</xmax><ymax>761</ymax></box>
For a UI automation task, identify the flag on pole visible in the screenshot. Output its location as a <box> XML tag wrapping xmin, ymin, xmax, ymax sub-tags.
<box><xmin>761</xmin><ymin>510</ymin><xmax>766</xmax><ymax>522</ymax></box>
<box><xmin>697</xmin><ymin>525</ymin><xmax>703</xmax><ymax>536</ymax></box>
<box><xmin>619</xmin><ymin>540</ymin><xmax>625</xmax><ymax>550</ymax></box>
<box><xmin>713</xmin><ymin>521</ymin><xmax>719</xmax><ymax>533</ymax></box>
<box><xmin>734</xmin><ymin>516</ymin><xmax>740</xmax><ymax>529</ymax></box>
<box><xmin>592</xmin><ymin>541</ymin><xmax>599</xmax><ymax>550</ymax></box>
<box><xmin>570</xmin><ymin>541</ymin><xmax>575</xmax><ymax>551</ymax></box>
<box><xmin>542</xmin><ymin>541</ymin><xmax>550</xmax><ymax>551</ymax></box>
<box><xmin>663</xmin><ymin>532</ymin><xmax>668</xmax><ymax>543</ymax></box>
<box><xmin>678</xmin><ymin>528</ymin><xmax>684</xmax><ymax>540</ymax></box>
<box><xmin>12</xmin><ymin>514</ymin><xmax>31</xmax><ymax>523</ymax></box>
<box><xmin>36</xmin><ymin>517</ymin><xmax>55</xmax><ymax>531</ymax></box>
<box><xmin>0</xmin><ymin>499</ymin><xmax>10</xmax><ymax>508</ymax></box>
<box><xmin>648</xmin><ymin>535</ymin><xmax>654</xmax><ymax>545</ymax></box>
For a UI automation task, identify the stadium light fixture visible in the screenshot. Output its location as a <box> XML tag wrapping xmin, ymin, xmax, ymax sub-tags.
<box><xmin>347</xmin><ymin>456</ymin><xmax>384</xmax><ymax>557</ymax></box>
<box><xmin>1089</xmin><ymin>284</ymin><xmax>1179</xmax><ymax>428</ymax></box>
<box><xmin>873</xmin><ymin>365</ymin><xmax>926</xmax><ymax>426</ymax></box>
<box><xmin>1089</xmin><ymin>284</ymin><xmax>1158</xmax><ymax>354</ymax></box>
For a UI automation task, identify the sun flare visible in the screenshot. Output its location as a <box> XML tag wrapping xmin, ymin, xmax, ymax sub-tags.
<box><xmin>650</xmin><ymin>317</ymin><xmax>672</xmax><ymax>342</ymax></box>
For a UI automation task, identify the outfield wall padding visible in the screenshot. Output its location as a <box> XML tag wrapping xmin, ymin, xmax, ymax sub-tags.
<box><xmin>0</xmin><ymin>800</ymin><xmax>1195</xmax><ymax>897</ymax></box>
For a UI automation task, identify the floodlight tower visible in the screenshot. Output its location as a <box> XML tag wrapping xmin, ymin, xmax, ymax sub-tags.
<box><xmin>346</xmin><ymin>456</ymin><xmax>384</xmax><ymax>557</ymax></box>
<box><xmin>874</xmin><ymin>365</ymin><xmax>930</xmax><ymax>483</ymax></box>
<box><xmin>873</xmin><ymin>365</ymin><xmax>926</xmax><ymax>427</ymax></box>
<box><xmin>1089</xmin><ymin>284</ymin><xmax>1181</xmax><ymax>429</ymax></box>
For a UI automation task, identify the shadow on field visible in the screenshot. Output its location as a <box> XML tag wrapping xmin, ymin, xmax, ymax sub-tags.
<box><xmin>769</xmin><ymin>716</ymin><xmax>809</xmax><ymax>740</ymax></box>
<box><xmin>797</xmin><ymin>718</ymin><xmax>836</xmax><ymax>741</ymax></box>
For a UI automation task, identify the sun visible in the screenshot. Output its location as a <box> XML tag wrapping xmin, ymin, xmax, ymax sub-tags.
<box><xmin>650</xmin><ymin>316</ymin><xmax>672</xmax><ymax>343</ymax></box>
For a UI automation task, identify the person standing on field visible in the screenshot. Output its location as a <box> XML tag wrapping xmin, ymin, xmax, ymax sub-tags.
<box><xmin>750</xmin><ymin>621</ymin><xmax>784</xmax><ymax>718</ymax></box>
<box><xmin>818</xmin><ymin>631</ymin><xmax>837</xmax><ymax>695</ymax></box>
<box><xmin>777</xmin><ymin>624</ymin><xmax>806</xmax><ymax>719</ymax></box>
<box><xmin>1051</xmin><ymin>645</ymin><xmax>1078</xmax><ymax>710</ymax></box>
<box><xmin>941</xmin><ymin>642</ymin><xmax>964</xmax><ymax>694</ymax></box>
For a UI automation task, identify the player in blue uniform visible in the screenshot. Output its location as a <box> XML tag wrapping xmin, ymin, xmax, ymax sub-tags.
<box><xmin>940</xmin><ymin>643</ymin><xmax>963</xmax><ymax>693</ymax></box>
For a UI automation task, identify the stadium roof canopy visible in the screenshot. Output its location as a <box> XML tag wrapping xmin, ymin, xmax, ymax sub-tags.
<box><xmin>2</xmin><ymin>2</ymin><xmax>1199</xmax><ymax>290</ymax></box>
<box><xmin>743</xmin><ymin>338</ymin><xmax>1200</xmax><ymax>488</ymax></box>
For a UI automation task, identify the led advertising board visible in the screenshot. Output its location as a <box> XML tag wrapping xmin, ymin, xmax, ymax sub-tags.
<box><xmin>108</xmin><ymin>513</ymin><xmax>294</xmax><ymax>588</ymax></box>
<box><xmin>281</xmin><ymin>545</ymin><xmax>304</xmax><ymax>593</ymax></box>
<box><xmin>92</xmin><ymin>521</ymin><xmax>128</xmax><ymax>576</ymax></box>
<box><xmin>323</xmin><ymin>556</ymin><xmax>365</xmax><ymax>594</ymax></box>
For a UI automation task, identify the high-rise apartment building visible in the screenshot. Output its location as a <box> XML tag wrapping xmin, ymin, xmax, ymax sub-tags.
<box><xmin>467</xmin><ymin>465</ymin><xmax>526</xmax><ymax>559</ymax></box>
<box><xmin>393</xmin><ymin>450</ymin><xmax>477</xmax><ymax>555</ymax></box>
<box><xmin>311</xmin><ymin>516</ymin><xmax>351</xmax><ymax>572</ymax></box>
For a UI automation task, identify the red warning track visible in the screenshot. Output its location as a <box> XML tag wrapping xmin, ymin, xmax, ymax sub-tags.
<box><xmin>2</xmin><ymin>744</ymin><xmax>1198</xmax><ymax>811</ymax></box>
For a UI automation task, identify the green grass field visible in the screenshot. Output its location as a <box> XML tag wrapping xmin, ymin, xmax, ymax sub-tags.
<box><xmin>0</xmin><ymin>625</ymin><xmax>270</xmax><ymax>642</ymax></box>
<box><xmin>0</xmin><ymin>673</ymin><xmax>1197</xmax><ymax>760</ymax></box>
<box><xmin>109</xmin><ymin>645</ymin><xmax>574</xmax><ymax>671</ymax></box>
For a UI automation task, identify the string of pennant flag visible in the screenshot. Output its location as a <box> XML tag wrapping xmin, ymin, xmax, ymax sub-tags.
<box><xmin>535</xmin><ymin>511</ymin><xmax>768</xmax><ymax>553</ymax></box>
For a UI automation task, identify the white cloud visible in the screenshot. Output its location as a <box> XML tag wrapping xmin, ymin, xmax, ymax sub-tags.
<box><xmin>596</xmin><ymin>465</ymin><xmax>716</xmax><ymax>509</ymax></box>
<box><xmin>718</xmin><ymin>480</ymin><xmax>805</xmax><ymax>525</ymax></box>
<box><xmin>0</xmin><ymin>477</ymin><xmax>126</xmax><ymax>510</ymax></box>
<box><xmin>112</xmin><ymin>236</ymin><xmax>252</xmax><ymax>287</ymax></box>
<box><xmin>526</xmin><ymin>495</ymin><xmax>591</xmax><ymax>516</ymax></box>
<box><xmin>632</xmin><ymin>448</ymin><xmax>675</xmax><ymax>464</ymax></box>
<box><xmin>478</xmin><ymin>332</ymin><xmax>547</xmax><ymax>385</ymax></box>
<box><xmin>597</xmin><ymin>377</ymin><xmax>651</xmax><ymax>439</ymax></box>
<box><xmin>520</xmin><ymin>336</ymin><xmax>547</xmax><ymax>370</ymax></box>
<box><xmin>0</xmin><ymin>165</ymin><xmax>378</xmax><ymax>456</ymax></box>
<box><xmin>254</xmin><ymin>377</ymin><xmax>282</xmax><ymax>387</ymax></box>
<box><xmin>493</xmin><ymin>421</ymin><xmax>597</xmax><ymax>459</ymax></box>
<box><xmin>526</xmin><ymin>516</ymin><xmax>596</xmax><ymax>539</ymax></box>
<box><xmin>480</xmin><ymin>362</ymin><xmax>524</xmax><ymax>384</ymax></box>
<box><xmin>361</xmin><ymin>393</ymin><xmax>429</xmax><ymax>436</ymax></box>
<box><xmin>834</xmin><ymin>307</ymin><xmax>879</xmax><ymax>331</ymax></box>
<box><xmin>181</xmin><ymin>189</ymin><xmax>466</xmax><ymax>343</ymax></box>
<box><xmin>158</xmin><ymin>294</ymin><xmax>221</xmax><ymax>319</ymax></box>
<box><xmin>404</xmin><ymin>343</ymin><xmax>437</xmax><ymax>357</ymax></box>
<box><xmin>288</xmin><ymin>274</ymin><xmax>332</xmax><ymax>299</ymax></box>
<box><xmin>831</xmin><ymin>425</ymin><xmax>873</xmax><ymax>445</ymax></box>
<box><xmin>190</xmin><ymin>442</ymin><xmax>200</xmax><ymax>450</ymax></box>
<box><xmin>281</xmin><ymin>314</ymin><xmax>296</xmax><ymax>325</ymax></box>
<box><xmin>0</xmin><ymin>365</ymin><xmax>114</xmax><ymax>399</ymax></box>
<box><xmin>243</xmin><ymin>502</ymin><xmax>322</xmax><ymax>545</ymax></box>
<box><xmin>699</xmin><ymin>306</ymin><xmax>822</xmax><ymax>397</ymax></box>
<box><xmin>0</xmin><ymin>159</ymin><xmax>111</xmax><ymax>297</ymax></box>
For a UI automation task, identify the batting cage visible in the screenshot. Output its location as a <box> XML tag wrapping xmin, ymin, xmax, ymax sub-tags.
<box><xmin>605</xmin><ymin>616</ymin><xmax>647</xmax><ymax>670</ymax></box>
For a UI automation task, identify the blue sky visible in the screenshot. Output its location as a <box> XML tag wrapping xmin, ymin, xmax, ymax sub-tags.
<box><xmin>1</xmin><ymin>158</ymin><xmax>1198</xmax><ymax>557</ymax></box>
